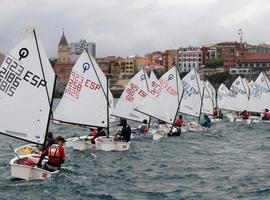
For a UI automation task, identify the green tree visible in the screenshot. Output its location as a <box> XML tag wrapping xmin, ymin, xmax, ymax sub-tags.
<box><xmin>205</xmin><ymin>59</ymin><xmax>224</xmax><ymax>68</ymax></box>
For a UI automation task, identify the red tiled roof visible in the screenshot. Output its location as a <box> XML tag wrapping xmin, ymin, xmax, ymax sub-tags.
<box><xmin>240</xmin><ymin>54</ymin><xmax>270</xmax><ymax>61</ymax></box>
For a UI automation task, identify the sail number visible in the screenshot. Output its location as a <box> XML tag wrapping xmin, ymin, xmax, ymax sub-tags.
<box><xmin>150</xmin><ymin>78</ymin><xmax>177</xmax><ymax>98</ymax></box>
<box><xmin>0</xmin><ymin>57</ymin><xmax>46</xmax><ymax>97</ymax></box>
<box><xmin>125</xmin><ymin>83</ymin><xmax>147</xmax><ymax>102</ymax></box>
<box><xmin>65</xmin><ymin>72</ymin><xmax>101</xmax><ymax>99</ymax></box>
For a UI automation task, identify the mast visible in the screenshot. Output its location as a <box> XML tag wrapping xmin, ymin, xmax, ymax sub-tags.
<box><xmin>198</xmin><ymin>87</ymin><xmax>205</xmax><ymax>123</ymax></box>
<box><xmin>33</xmin><ymin>29</ymin><xmax>55</xmax><ymax>148</ymax></box>
<box><xmin>142</xmin><ymin>67</ymin><xmax>151</xmax><ymax>128</ymax></box>
<box><xmin>170</xmin><ymin>72</ymin><xmax>184</xmax><ymax>132</ymax></box>
<box><xmin>106</xmin><ymin>76</ymin><xmax>110</xmax><ymax>138</ymax></box>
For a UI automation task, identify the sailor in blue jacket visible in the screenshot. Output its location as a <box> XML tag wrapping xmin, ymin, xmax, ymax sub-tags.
<box><xmin>200</xmin><ymin>115</ymin><xmax>211</xmax><ymax>128</ymax></box>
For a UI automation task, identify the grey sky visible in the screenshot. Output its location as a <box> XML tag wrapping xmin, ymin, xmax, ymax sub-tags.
<box><xmin>1</xmin><ymin>0</ymin><xmax>270</xmax><ymax>58</ymax></box>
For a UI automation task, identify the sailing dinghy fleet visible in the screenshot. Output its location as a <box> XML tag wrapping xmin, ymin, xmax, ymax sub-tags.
<box><xmin>1</xmin><ymin>30</ymin><xmax>270</xmax><ymax>181</ymax></box>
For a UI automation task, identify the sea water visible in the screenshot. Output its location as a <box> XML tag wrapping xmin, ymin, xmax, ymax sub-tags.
<box><xmin>0</xmin><ymin>99</ymin><xmax>270</xmax><ymax>199</ymax></box>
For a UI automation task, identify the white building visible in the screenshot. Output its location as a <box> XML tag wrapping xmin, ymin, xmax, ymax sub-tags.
<box><xmin>70</xmin><ymin>39</ymin><xmax>96</xmax><ymax>61</ymax></box>
<box><xmin>177</xmin><ymin>47</ymin><xmax>202</xmax><ymax>72</ymax></box>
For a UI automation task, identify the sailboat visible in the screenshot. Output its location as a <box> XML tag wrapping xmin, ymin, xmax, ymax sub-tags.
<box><xmin>217</xmin><ymin>83</ymin><xmax>231</xmax><ymax>111</ymax></box>
<box><xmin>0</xmin><ymin>30</ymin><xmax>57</xmax><ymax>180</ymax></box>
<box><xmin>226</xmin><ymin>76</ymin><xmax>250</xmax><ymax>122</ymax></box>
<box><xmin>113</xmin><ymin>68</ymin><xmax>156</xmax><ymax>139</ymax></box>
<box><xmin>53</xmin><ymin>50</ymin><xmax>129</xmax><ymax>151</ymax></box>
<box><xmin>135</xmin><ymin>66</ymin><xmax>184</xmax><ymax>140</ymax></box>
<box><xmin>113</xmin><ymin>68</ymin><xmax>150</xmax><ymax>122</ymax></box>
<box><xmin>247</xmin><ymin>72</ymin><xmax>270</xmax><ymax>124</ymax></box>
<box><xmin>180</xmin><ymin>68</ymin><xmax>208</xmax><ymax>132</ymax></box>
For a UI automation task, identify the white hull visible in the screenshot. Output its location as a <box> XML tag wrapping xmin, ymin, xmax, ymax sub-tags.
<box><xmin>95</xmin><ymin>136</ymin><xmax>130</xmax><ymax>151</ymax></box>
<box><xmin>152</xmin><ymin>125</ymin><xmax>187</xmax><ymax>141</ymax></box>
<box><xmin>210</xmin><ymin>118</ymin><xmax>222</xmax><ymax>123</ymax></box>
<box><xmin>10</xmin><ymin>155</ymin><xmax>59</xmax><ymax>181</ymax></box>
<box><xmin>153</xmin><ymin>130</ymin><xmax>168</xmax><ymax>141</ymax></box>
<box><xmin>187</xmin><ymin>122</ymin><xmax>207</xmax><ymax>132</ymax></box>
<box><xmin>65</xmin><ymin>136</ymin><xmax>95</xmax><ymax>151</ymax></box>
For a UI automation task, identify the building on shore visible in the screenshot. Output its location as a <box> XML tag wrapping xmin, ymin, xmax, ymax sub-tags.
<box><xmin>53</xmin><ymin>32</ymin><xmax>75</xmax><ymax>85</ymax></box>
<box><xmin>177</xmin><ymin>47</ymin><xmax>202</xmax><ymax>72</ymax></box>
<box><xmin>70</xmin><ymin>39</ymin><xmax>96</xmax><ymax>61</ymax></box>
<box><xmin>162</xmin><ymin>49</ymin><xmax>177</xmax><ymax>71</ymax></box>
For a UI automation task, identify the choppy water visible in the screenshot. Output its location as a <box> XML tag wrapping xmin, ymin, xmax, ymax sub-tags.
<box><xmin>1</xmin><ymin>100</ymin><xmax>270</xmax><ymax>199</ymax></box>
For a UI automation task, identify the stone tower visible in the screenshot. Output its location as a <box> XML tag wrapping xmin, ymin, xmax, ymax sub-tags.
<box><xmin>58</xmin><ymin>31</ymin><xmax>70</xmax><ymax>63</ymax></box>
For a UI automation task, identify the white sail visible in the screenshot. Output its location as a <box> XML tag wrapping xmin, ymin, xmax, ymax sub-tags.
<box><xmin>249</xmin><ymin>80</ymin><xmax>255</xmax><ymax>89</ymax></box>
<box><xmin>242</xmin><ymin>78</ymin><xmax>250</xmax><ymax>98</ymax></box>
<box><xmin>149</xmin><ymin>70</ymin><xmax>158</xmax><ymax>90</ymax></box>
<box><xmin>113</xmin><ymin>68</ymin><xmax>150</xmax><ymax>122</ymax></box>
<box><xmin>136</xmin><ymin>67</ymin><xmax>183</xmax><ymax>124</ymax></box>
<box><xmin>0</xmin><ymin>31</ymin><xmax>55</xmax><ymax>144</ymax></box>
<box><xmin>200</xmin><ymin>80</ymin><xmax>214</xmax><ymax>115</ymax></box>
<box><xmin>206</xmin><ymin>80</ymin><xmax>216</xmax><ymax>108</ymax></box>
<box><xmin>217</xmin><ymin>83</ymin><xmax>231</xmax><ymax>110</ymax></box>
<box><xmin>54</xmin><ymin>50</ymin><xmax>112</xmax><ymax>128</ymax></box>
<box><xmin>180</xmin><ymin>68</ymin><xmax>202</xmax><ymax>117</ymax></box>
<box><xmin>229</xmin><ymin>76</ymin><xmax>249</xmax><ymax>112</ymax></box>
<box><xmin>248</xmin><ymin>72</ymin><xmax>270</xmax><ymax>112</ymax></box>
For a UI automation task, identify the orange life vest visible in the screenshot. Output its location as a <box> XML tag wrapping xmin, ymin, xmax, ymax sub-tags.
<box><xmin>48</xmin><ymin>144</ymin><xmax>63</xmax><ymax>164</ymax></box>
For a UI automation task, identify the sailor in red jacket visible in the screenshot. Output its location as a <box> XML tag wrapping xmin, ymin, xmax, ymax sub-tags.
<box><xmin>174</xmin><ymin>115</ymin><xmax>184</xmax><ymax>127</ymax></box>
<box><xmin>262</xmin><ymin>108</ymin><xmax>270</xmax><ymax>120</ymax></box>
<box><xmin>242</xmin><ymin>110</ymin><xmax>250</xmax><ymax>120</ymax></box>
<box><xmin>38</xmin><ymin>136</ymin><xmax>66</xmax><ymax>172</ymax></box>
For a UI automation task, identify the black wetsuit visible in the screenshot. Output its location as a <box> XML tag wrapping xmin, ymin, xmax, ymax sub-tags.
<box><xmin>119</xmin><ymin>125</ymin><xmax>131</xmax><ymax>142</ymax></box>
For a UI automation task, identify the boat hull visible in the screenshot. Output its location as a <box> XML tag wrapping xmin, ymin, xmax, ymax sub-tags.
<box><xmin>95</xmin><ymin>136</ymin><xmax>130</xmax><ymax>151</ymax></box>
<box><xmin>187</xmin><ymin>122</ymin><xmax>207</xmax><ymax>132</ymax></box>
<box><xmin>10</xmin><ymin>155</ymin><xmax>59</xmax><ymax>181</ymax></box>
<box><xmin>66</xmin><ymin>136</ymin><xmax>95</xmax><ymax>151</ymax></box>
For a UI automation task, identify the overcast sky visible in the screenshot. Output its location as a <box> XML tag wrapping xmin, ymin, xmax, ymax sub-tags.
<box><xmin>1</xmin><ymin>0</ymin><xmax>270</xmax><ymax>58</ymax></box>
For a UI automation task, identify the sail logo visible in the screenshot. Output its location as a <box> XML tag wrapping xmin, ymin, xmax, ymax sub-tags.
<box><xmin>18</xmin><ymin>48</ymin><xmax>29</xmax><ymax>60</ymax></box>
<box><xmin>140</xmin><ymin>75</ymin><xmax>146</xmax><ymax>81</ymax></box>
<box><xmin>82</xmin><ymin>63</ymin><xmax>90</xmax><ymax>73</ymax></box>
<box><xmin>167</xmin><ymin>74</ymin><xmax>174</xmax><ymax>81</ymax></box>
<box><xmin>236</xmin><ymin>81</ymin><xmax>240</xmax><ymax>85</ymax></box>
<box><xmin>261</xmin><ymin>77</ymin><xmax>264</xmax><ymax>83</ymax></box>
<box><xmin>190</xmin><ymin>75</ymin><xmax>195</xmax><ymax>81</ymax></box>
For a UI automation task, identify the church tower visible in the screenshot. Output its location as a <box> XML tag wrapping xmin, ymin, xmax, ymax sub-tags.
<box><xmin>58</xmin><ymin>31</ymin><xmax>70</xmax><ymax>63</ymax></box>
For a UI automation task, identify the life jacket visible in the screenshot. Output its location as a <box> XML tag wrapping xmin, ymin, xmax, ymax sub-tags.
<box><xmin>143</xmin><ymin>125</ymin><xmax>149</xmax><ymax>134</ymax></box>
<box><xmin>213</xmin><ymin>110</ymin><xmax>218</xmax><ymax>116</ymax></box>
<box><xmin>175</xmin><ymin>119</ymin><xmax>184</xmax><ymax>126</ymax></box>
<box><xmin>48</xmin><ymin>144</ymin><xmax>63</xmax><ymax>165</ymax></box>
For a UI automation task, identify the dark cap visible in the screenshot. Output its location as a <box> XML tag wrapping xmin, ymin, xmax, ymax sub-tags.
<box><xmin>56</xmin><ymin>136</ymin><xmax>66</xmax><ymax>143</ymax></box>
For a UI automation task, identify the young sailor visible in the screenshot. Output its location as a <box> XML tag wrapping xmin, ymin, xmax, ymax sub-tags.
<box><xmin>174</xmin><ymin>115</ymin><xmax>184</xmax><ymax>126</ymax></box>
<box><xmin>262</xmin><ymin>109</ymin><xmax>270</xmax><ymax>120</ymax></box>
<box><xmin>213</xmin><ymin>107</ymin><xmax>219</xmax><ymax>117</ymax></box>
<box><xmin>167</xmin><ymin>126</ymin><xmax>181</xmax><ymax>137</ymax></box>
<box><xmin>37</xmin><ymin>136</ymin><xmax>66</xmax><ymax>172</ymax></box>
<box><xmin>241</xmin><ymin>110</ymin><xmax>250</xmax><ymax>120</ymax></box>
<box><xmin>116</xmin><ymin>118</ymin><xmax>131</xmax><ymax>142</ymax></box>
<box><xmin>91</xmin><ymin>127</ymin><xmax>106</xmax><ymax>144</ymax></box>
<box><xmin>137</xmin><ymin>119</ymin><xmax>149</xmax><ymax>135</ymax></box>
<box><xmin>200</xmin><ymin>115</ymin><xmax>211</xmax><ymax>128</ymax></box>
